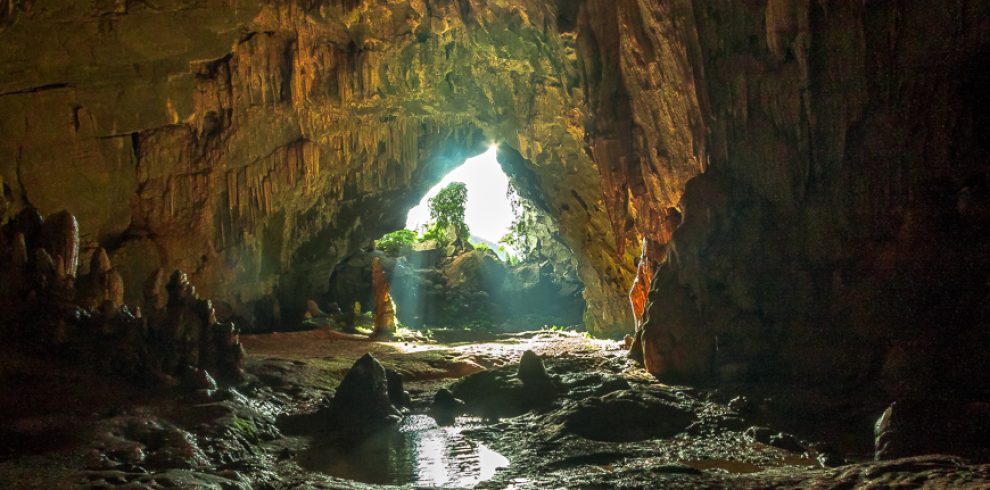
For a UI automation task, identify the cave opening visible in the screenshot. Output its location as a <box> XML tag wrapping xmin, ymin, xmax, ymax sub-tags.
<box><xmin>324</xmin><ymin>144</ymin><xmax>586</xmax><ymax>341</ymax></box>
<box><xmin>3</xmin><ymin>1</ymin><xmax>990</xmax><ymax>488</ymax></box>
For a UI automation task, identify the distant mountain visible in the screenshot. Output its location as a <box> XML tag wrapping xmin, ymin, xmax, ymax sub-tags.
<box><xmin>469</xmin><ymin>234</ymin><xmax>509</xmax><ymax>260</ymax></box>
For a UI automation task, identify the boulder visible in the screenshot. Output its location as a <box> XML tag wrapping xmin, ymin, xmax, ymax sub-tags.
<box><xmin>547</xmin><ymin>389</ymin><xmax>695</xmax><ymax>442</ymax></box>
<box><xmin>385</xmin><ymin>368</ymin><xmax>411</xmax><ymax>408</ymax></box>
<box><xmin>744</xmin><ymin>426</ymin><xmax>774</xmax><ymax>445</ymax></box>
<box><xmin>442</xmin><ymin>250</ymin><xmax>506</xmax><ymax>294</ymax></box>
<box><xmin>430</xmin><ymin>389</ymin><xmax>466</xmax><ymax>426</ymax></box>
<box><xmin>452</xmin><ymin>352</ymin><xmax>560</xmax><ymax>419</ymax></box>
<box><xmin>518</xmin><ymin>350</ymin><xmax>552</xmax><ymax>385</ymax></box>
<box><xmin>875</xmin><ymin>399</ymin><xmax>990</xmax><ymax>460</ymax></box>
<box><xmin>323</xmin><ymin>354</ymin><xmax>402</xmax><ymax>436</ymax></box>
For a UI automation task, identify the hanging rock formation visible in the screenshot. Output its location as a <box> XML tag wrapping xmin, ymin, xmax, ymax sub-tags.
<box><xmin>0</xmin><ymin>0</ymin><xmax>632</xmax><ymax>335</ymax></box>
<box><xmin>1</xmin><ymin>1</ymin><xmax>989</xmax><ymax>399</ymax></box>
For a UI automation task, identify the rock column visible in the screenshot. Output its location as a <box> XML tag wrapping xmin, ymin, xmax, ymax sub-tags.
<box><xmin>370</xmin><ymin>256</ymin><xmax>396</xmax><ymax>339</ymax></box>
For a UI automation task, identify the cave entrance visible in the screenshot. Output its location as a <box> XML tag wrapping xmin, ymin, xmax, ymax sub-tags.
<box><xmin>405</xmin><ymin>145</ymin><xmax>516</xmax><ymax>258</ymax></box>
<box><xmin>325</xmin><ymin>144</ymin><xmax>586</xmax><ymax>340</ymax></box>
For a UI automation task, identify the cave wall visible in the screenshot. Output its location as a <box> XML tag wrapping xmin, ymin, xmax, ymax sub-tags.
<box><xmin>3</xmin><ymin>0</ymin><xmax>988</xmax><ymax>391</ymax></box>
<box><xmin>0</xmin><ymin>0</ymin><xmax>635</xmax><ymax>333</ymax></box>
<box><xmin>613</xmin><ymin>0</ymin><xmax>990</xmax><ymax>395</ymax></box>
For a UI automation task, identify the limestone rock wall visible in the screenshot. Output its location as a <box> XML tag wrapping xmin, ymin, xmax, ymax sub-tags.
<box><xmin>621</xmin><ymin>1</ymin><xmax>990</xmax><ymax>395</ymax></box>
<box><xmin>3</xmin><ymin>0</ymin><xmax>988</xmax><ymax>388</ymax></box>
<box><xmin>0</xmin><ymin>0</ymin><xmax>632</xmax><ymax>333</ymax></box>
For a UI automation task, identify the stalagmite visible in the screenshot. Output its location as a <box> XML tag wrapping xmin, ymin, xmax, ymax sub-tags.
<box><xmin>11</xmin><ymin>232</ymin><xmax>28</xmax><ymax>267</ymax></box>
<box><xmin>77</xmin><ymin>248</ymin><xmax>125</xmax><ymax>308</ymax></box>
<box><xmin>39</xmin><ymin>210</ymin><xmax>79</xmax><ymax>277</ymax></box>
<box><xmin>370</xmin><ymin>256</ymin><xmax>396</xmax><ymax>339</ymax></box>
<box><xmin>92</xmin><ymin>248</ymin><xmax>112</xmax><ymax>275</ymax></box>
<box><xmin>627</xmin><ymin>238</ymin><xmax>659</xmax><ymax>365</ymax></box>
<box><xmin>144</xmin><ymin>268</ymin><xmax>168</xmax><ymax>313</ymax></box>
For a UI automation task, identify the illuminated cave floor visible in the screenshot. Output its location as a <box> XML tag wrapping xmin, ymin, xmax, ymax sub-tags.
<box><xmin>2</xmin><ymin>329</ymin><xmax>990</xmax><ymax>488</ymax></box>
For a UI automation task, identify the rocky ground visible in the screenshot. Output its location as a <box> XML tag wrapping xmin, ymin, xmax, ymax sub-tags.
<box><xmin>2</xmin><ymin>329</ymin><xmax>989</xmax><ymax>489</ymax></box>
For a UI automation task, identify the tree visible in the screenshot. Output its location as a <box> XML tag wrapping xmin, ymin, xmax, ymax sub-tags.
<box><xmin>426</xmin><ymin>182</ymin><xmax>469</xmax><ymax>241</ymax></box>
<box><xmin>498</xmin><ymin>187</ymin><xmax>529</xmax><ymax>262</ymax></box>
<box><xmin>375</xmin><ymin>229</ymin><xmax>419</xmax><ymax>256</ymax></box>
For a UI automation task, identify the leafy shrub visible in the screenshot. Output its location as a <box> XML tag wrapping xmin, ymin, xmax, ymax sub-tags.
<box><xmin>375</xmin><ymin>229</ymin><xmax>419</xmax><ymax>256</ymax></box>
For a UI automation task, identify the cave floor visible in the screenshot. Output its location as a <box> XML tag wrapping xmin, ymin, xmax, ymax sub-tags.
<box><xmin>2</xmin><ymin>329</ymin><xmax>989</xmax><ymax>489</ymax></box>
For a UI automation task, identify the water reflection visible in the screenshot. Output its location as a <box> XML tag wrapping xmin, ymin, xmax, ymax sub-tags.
<box><xmin>299</xmin><ymin>415</ymin><xmax>509</xmax><ymax>488</ymax></box>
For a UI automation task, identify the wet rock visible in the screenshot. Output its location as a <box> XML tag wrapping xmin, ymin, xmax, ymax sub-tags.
<box><xmin>558</xmin><ymin>371</ymin><xmax>630</xmax><ymax>399</ymax></box>
<box><xmin>875</xmin><ymin>399</ymin><xmax>990</xmax><ymax>460</ymax></box>
<box><xmin>518</xmin><ymin>350</ymin><xmax>551</xmax><ymax>385</ymax></box>
<box><xmin>451</xmin><ymin>370</ymin><xmax>528</xmax><ymax>419</ymax></box>
<box><xmin>94</xmin><ymin>416</ymin><xmax>210</xmax><ymax>471</ymax></box>
<box><xmin>452</xmin><ymin>354</ymin><xmax>560</xmax><ymax>418</ymax></box>
<box><xmin>182</xmin><ymin>367</ymin><xmax>218</xmax><ymax>391</ymax></box>
<box><xmin>547</xmin><ymin>389</ymin><xmax>696</xmax><ymax>442</ymax></box>
<box><xmin>817</xmin><ymin>450</ymin><xmax>845</xmax><ymax>468</ymax></box>
<box><xmin>768</xmin><ymin>433</ymin><xmax>804</xmax><ymax>453</ymax></box>
<box><xmin>430</xmin><ymin>389</ymin><xmax>466</xmax><ymax>426</ymax></box>
<box><xmin>385</xmin><ymin>368</ymin><xmax>411</xmax><ymax>408</ymax></box>
<box><xmin>728</xmin><ymin>396</ymin><xmax>751</xmax><ymax>413</ymax></box>
<box><xmin>188</xmin><ymin>389</ymin><xmax>217</xmax><ymax>404</ymax></box>
<box><xmin>744</xmin><ymin>426</ymin><xmax>774</xmax><ymax>445</ymax></box>
<box><xmin>653</xmin><ymin>464</ymin><xmax>704</xmax><ymax>475</ymax></box>
<box><xmin>712</xmin><ymin>415</ymin><xmax>748</xmax><ymax>431</ymax></box>
<box><xmin>322</xmin><ymin>353</ymin><xmax>402</xmax><ymax>436</ymax></box>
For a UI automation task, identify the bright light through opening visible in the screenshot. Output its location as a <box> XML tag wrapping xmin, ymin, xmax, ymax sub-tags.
<box><xmin>406</xmin><ymin>145</ymin><xmax>513</xmax><ymax>247</ymax></box>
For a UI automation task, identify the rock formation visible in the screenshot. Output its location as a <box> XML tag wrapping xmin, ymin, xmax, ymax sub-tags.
<box><xmin>370</xmin><ymin>256</ymin><xmax>397</xmax><ymax>339</ymax></box>
<box><xmin>0</xmin><ymin>208</ymin><xmax>245</xmax><ymax>383</ymax></box>
<box><xmin>321</xmin><ymin>353</ymin><xmax>403</xmax><ymax>437</ymax></box>
<box><xmin>327</xmin><ymin>242</ymin><xmax>583</xmax><ymax>330</ymax></box>
<box><xmin>0</xmin><ymin>0</ymin><xmax>987</xmax><ymax>399</ymax></box>
<box><xmin>0</xmin><ymin>0</ymin><xmax>631</xmax><ymax>335</ymax></box>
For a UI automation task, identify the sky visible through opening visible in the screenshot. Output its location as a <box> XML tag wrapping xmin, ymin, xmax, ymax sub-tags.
<box><xmin>406</xmin><ymin>145</ymin><xmax>514</xmax><ymax>247</ymax></box>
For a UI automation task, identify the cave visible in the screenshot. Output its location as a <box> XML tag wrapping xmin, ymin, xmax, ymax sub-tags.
<box><xmin>2</xmin><ymin>1</ymin><xmax>990</xmax><ymax>488</ymax></box>
<box><xmin>324</xmin><ymin>144</ymin><xmax>586</xmax><ymax>337</ymax></box>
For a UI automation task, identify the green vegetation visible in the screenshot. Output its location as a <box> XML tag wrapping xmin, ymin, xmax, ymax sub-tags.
<box><xmin>376</xmin><ymin>181</ymin><xmax>477</xmax><ymax>255</ymax></box>
<box><xmin>425</xmin><ymin>181</ymin><xmax>470</xmax><ymax>242</ymax></box>
<box><xmin>375</xmin><ymin>181</ymin><xmax>532</xmax><ymax>267</ymax></box>
<box><xmin>498</xmin><ymin>245</ymin><xmax>521</xmax><ymax>265</ymax></box>
<box><xmin>498</xmin><ymin>189</ymin><xmax>530</xmax><ymax>263</ymax></box>
<box><xmin>375</xmin><ymin>229</ymin><xmax>419</xmax><ymax>256</ymax></box>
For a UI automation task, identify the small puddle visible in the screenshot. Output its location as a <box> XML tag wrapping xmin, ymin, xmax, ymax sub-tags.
<box><xmin>686</xmin><ymin>459</ymin><xmax>763</xmax><ymax>474</ymax></box>
<box><xmin>299</xmin><ymin>415</ymin><xmax>509</xmax><ymax>487</ymax></box>
<box><xmin>685</xmin><ymin>454</ymin><xmax>820</xmax><ymax>474</ymax></box>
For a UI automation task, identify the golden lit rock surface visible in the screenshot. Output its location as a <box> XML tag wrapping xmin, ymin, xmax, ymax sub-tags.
<box><xmin>0</xmin><ymin>0</ymin><xmax>638</xmax><ymax>335</ymax></box>
<box><xmin>3</xmin><ymin>1</ymin><xmax>990</xmax><ymax>392</ymax></box>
